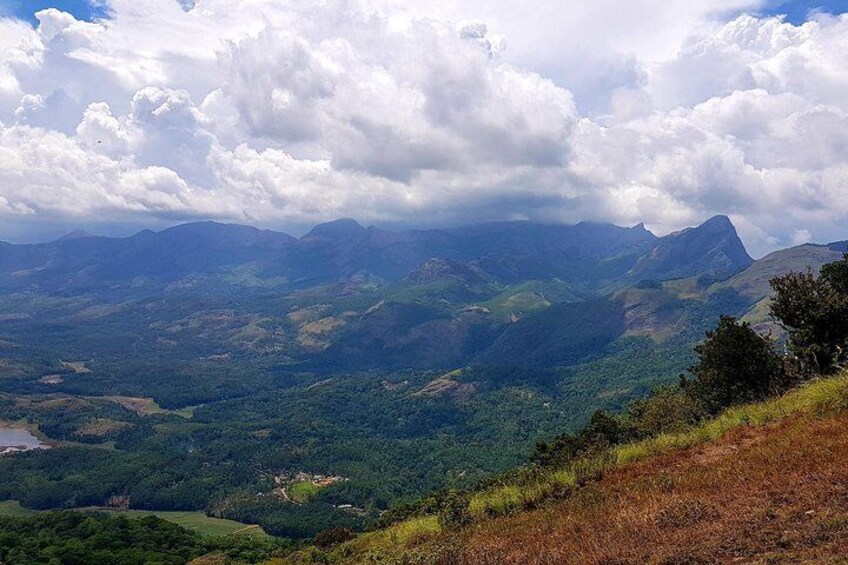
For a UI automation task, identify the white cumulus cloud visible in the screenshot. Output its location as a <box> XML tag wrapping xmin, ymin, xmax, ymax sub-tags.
<box><xmin>0</xmin><ymin>0</ymin><xmax>845</xmax><ymax>256</ymax></box>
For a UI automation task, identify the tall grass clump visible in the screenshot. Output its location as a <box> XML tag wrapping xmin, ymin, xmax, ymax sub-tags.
<box><xmin>615</xmin><ymin>373</ymin><xmax>848</xmax><ymax>467</ymax></box>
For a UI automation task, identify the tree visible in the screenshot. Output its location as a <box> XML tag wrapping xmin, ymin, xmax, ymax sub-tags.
<box><xmin>821</xmin><ymin>254</ymin><xmax>848</xmax><ymax>295</ymax></box>
<box><xmin>686</xmin><ymin>316</ymin><xmax>784</xmax><ymax>414</ymax></box>
<box><xmin>531</xmin><ymin>410</ymin><xmax>635</xmax><ymax>467</ymax></box>
<box><xmin>769</xmin><ymin>253</ymin><xmax>848</xmax><ymax>374</ymax></box>
<box><xmin>627</xmin><ymin>385</ymin><xmax>702</xmax><ymax>437</ymax></box>
<box><xmin>578</xmin><ymin>410</ymin><xmax>634</xmax><ymax>449</ymax></box>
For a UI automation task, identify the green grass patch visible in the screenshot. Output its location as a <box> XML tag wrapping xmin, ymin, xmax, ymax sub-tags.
<box><xmin>386</xmin><ymin>515</ymin><xmax>441</xmax><ymax>546</ymax></box>
<box><xmin>469</xmin><ymin>485</ymin><xmax>522</xmax><ymax>518</ymax></box>
<box><xmin>348</xmin><ymin>515</ymin><xmax>441</xmax><ymax>555</ymax></box>
<box><xmin>288</xmin><ymin>480</ymin><xmax>321</xmax><ymax>503</ymax></box>
<box><xmin>0</xmin><ymin>501</ymin><xmax>264</xmax><ymax>538</ymax></box>
<box><xmin>94</xmin><ymin>509</ymin><xmax>267</xmax><ymax>537</ymax></box>
<box><xmin>0</xmin><ymin>500</ymin><xmax>38</xmax><ymax>517</ymax></box>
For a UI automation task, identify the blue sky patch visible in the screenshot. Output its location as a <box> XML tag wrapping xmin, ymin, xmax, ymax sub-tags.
<box><xmin>0</xmin><ymin>0</ymin><xmax>109</xmax><ymax>24</ymax></box>
<box><xmin>762</xmin><ymin>0</ymin><xmax>848</xmax><ymax>24</ymax></box>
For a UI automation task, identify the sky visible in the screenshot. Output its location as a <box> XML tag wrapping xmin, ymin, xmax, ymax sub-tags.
<box><xmin>0</xmin><ymin>1</ymin><xmax>846</xmax><ymax>255</ymax></box>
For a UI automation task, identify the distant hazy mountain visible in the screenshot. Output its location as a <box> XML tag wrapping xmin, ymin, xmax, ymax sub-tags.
<box><xmin>721</xmin><ymin>240</ymin><xmax>847</xmax><ymax>300</ymax></box>
<box><xmin>627</xmin><ymin>215</ymin><xmax>753</xmax><ymax>282</ymax></box>
<box><xmin>0</xmin><ymin>215</ymin><xmax>840</xmax><ymax>375</ymax></box>
<box><xmin>0</xmin><ymin>215</ymin><xmax>752</xmax><ymax>293</ymax></box>
<box><xmin>53</xmin><ymin>229</ymin><xmax>95</xmax><ymax>242</ymax></box>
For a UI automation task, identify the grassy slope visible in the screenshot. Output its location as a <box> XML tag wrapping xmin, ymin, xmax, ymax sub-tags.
<box><xmin>280</xmin><ymin>372</ymin><xmax>848</xmax><ymax>564</ymax></box>
<box><xmin>0</xmin><ymin>501</ymin><xmax>266</xmax><ymax>537</ymax></box>
<box><xmin>451</xmin><ymin>401</ymin><xmax>848</xmax><ymax>564</ymax></box>
<box><xmin>719</xmin><ymin>244</ymin><xmax>843</xmax><ymax>301</ymax></box>
<box><xmin>0</xmin><ymin>500</ymin><xmax>36</xmax><ymax>517</ymax></box>
<box><xmin>92</xmin><ymin>509</ymin><xmax>267</xmax><ymax>538</ymax></box>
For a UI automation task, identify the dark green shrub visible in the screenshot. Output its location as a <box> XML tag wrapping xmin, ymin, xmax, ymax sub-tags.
<box><xmin>770</xmin><ymin>253</ymin><xmax>848</xmax><ymax>375</ymax></box>
<box><xmin>578</xmin><ymin>410</ymin><xmax>635</xmax><ymax>451</ymax></box>
<box><xmin>313</xmin><ymin>527</ymin><xmax>356</xmax><ymax>548</ymax></box>
<box><xmin>627</xmin><ymin>385</ymin><xmax>703</xmax><ymax>437</ymax></box>
<box><xmin>685</xmin><ymin>316</ymin><xmax>784</xmax><ymax>414</ymax></box>
<box><xmin>531</xmin><ymin>410</ymin><xmax>635</xmax><ymax>467</ymax></box>
<box><xmin>530</xmin><ymin>433</ymin><xmax>580</xmax><ymax>467</ymax></box>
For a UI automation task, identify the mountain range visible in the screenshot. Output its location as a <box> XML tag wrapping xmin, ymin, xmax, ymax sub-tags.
<box><xmin>1</xmin><ymin>215</ymin><xmax>749</xmax><ymax>291</ymax></box>
<box><xmin>0</xmin><ymin>215</ymin><xmax>844</xmax><ymax>382</ymax></box>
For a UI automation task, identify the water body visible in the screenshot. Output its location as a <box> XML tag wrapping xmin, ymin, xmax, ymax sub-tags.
<box><xmin>0</xmin><ymin>427</ymin><xmax>44</xmax><ymax>455</ymax></box>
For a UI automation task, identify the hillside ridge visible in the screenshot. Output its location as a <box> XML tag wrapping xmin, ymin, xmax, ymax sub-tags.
<box><xmin>286</xmin><ymin>372</ymin><xmax>848</xmax><ymax>564</ymax></box>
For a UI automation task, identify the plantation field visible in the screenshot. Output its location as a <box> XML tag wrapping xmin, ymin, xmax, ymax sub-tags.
<box><xmin>0</xmin><ymin>501</ymin><xmax>265</xmax><ymax>537</ymax></box>
<box><xmin>93</xmin><ymin>509</ymin><xmax>268</xmax><ymax>537</ymax></box>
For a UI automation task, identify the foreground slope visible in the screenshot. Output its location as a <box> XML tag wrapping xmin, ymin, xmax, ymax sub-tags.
<box><xmin>286</xmin><ymin>373</ymin><xmax>848</xmax><ymax>564</ymax></box>
<box><xmin>450</xmin><ymin>402</ymin><xmax>848</xmax><ymax>564</ymax></box>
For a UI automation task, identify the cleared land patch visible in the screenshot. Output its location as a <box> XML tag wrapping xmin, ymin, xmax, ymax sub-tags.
<box><xmin>77</xmin><ymin>418</ymin><xmax>132</xmax><ymax>437</ymax></box>
<box><xmin>0</xmin><ymin>501</ymin><xmax>265</xmax><ymax>538</ymax></box>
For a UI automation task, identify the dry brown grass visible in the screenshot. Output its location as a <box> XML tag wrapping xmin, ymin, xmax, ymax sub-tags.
<box><xmin>77</xmin><ymin>418</ymin><xmax>132</xmax><ymax>436</ymax></box>
<box><xmin>101</xmin><ymin>396</ymin><xmax>164</xmax><ymax>416</ymax></box>
<box><xmin>440</xmin><ymin>412</ymin><xmax>848</xmax><ymax>564</ymax></box>
<box><xmin>297</xmin><ymin>316</ymin><xmax>348</xmax><ymax>352</ymax></box>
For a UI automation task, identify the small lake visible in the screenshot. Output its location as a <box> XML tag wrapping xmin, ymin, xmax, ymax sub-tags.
<box><xmin>0</xmin><ymin>427</ymin><xmax>45</xmax><ymax>455</ymax></box>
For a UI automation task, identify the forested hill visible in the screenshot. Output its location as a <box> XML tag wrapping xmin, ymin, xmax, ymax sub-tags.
<box><xmin>0</xmin><ymin>215</ymin><xmax>758</xmax><ymax>376</ymax></box>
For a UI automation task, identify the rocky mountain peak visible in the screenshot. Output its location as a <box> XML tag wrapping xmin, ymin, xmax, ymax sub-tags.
<box><xmin>303</xmin><ymin>218</ymin><xmax>367</xmax><ymax>240</ymax></box>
